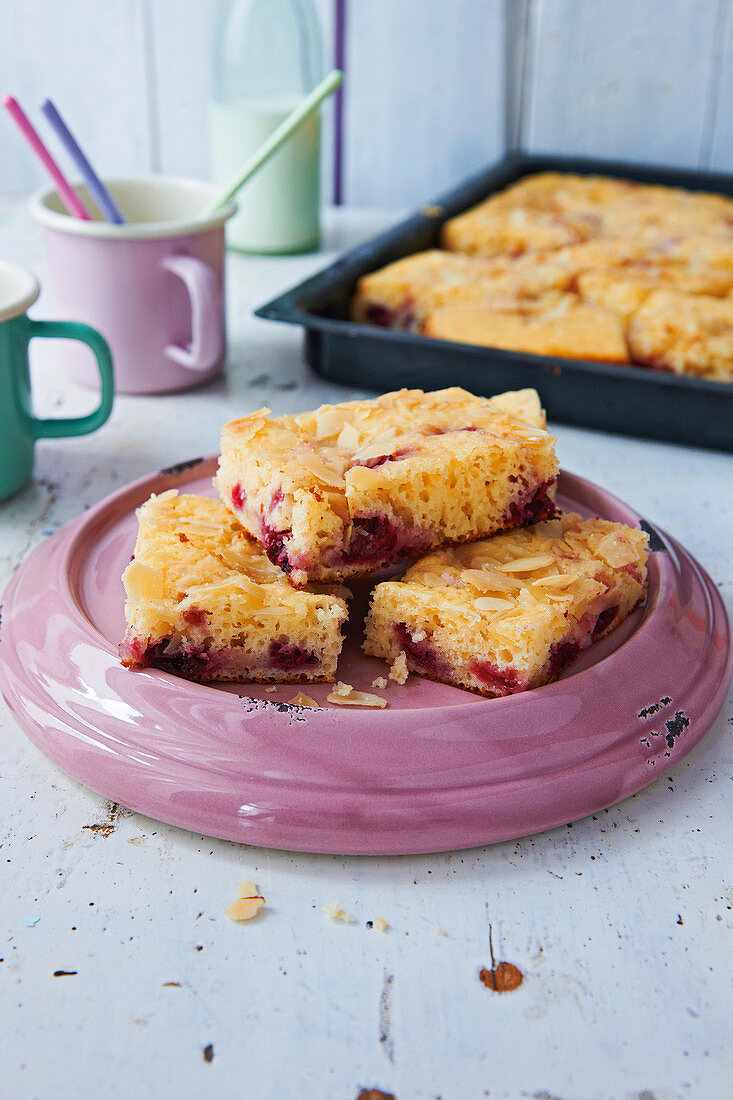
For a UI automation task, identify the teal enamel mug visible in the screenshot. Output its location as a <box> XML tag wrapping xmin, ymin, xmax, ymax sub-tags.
<box><xmin>0</xmin><ymin>260</ymin><xmax>114</xmax><ymax>501</ymax></box>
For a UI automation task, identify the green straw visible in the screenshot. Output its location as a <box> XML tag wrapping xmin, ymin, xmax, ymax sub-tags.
<box><xmin>203</xmin><ymin>69</ymin><xmax>343</xmax><ymax>217</ymax></box>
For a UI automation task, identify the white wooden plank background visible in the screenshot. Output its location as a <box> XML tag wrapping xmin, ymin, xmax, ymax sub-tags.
<box><xmin>0</xmin><ymin>0</ymin><xmax>153</xmax><ymax>191</ymax></box>
<box><xmin>706</xmin><ymin>0</ymin><xmax>733</xmax><ymax>170</ymax></box>
<box><xmin>523</xmin><ymin>0</ymin><xmax>729</xmax><ymax>169</ymax></box>
<box><xmin>2</xmin><ymin>0</ymin><xmax>732</xmax><ymax>206</ymax></box>
<box><xmin>342</xmin><ymin>0</ymin><xmax>505</xmax><ymax>205</ymax></box>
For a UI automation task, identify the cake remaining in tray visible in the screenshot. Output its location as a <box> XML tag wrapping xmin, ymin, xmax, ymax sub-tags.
<box><xmin>363</xmin><ymin>512</ymin><xmax>648</xmax><ymax>697</ymax></box>
<box><xmin>627</xmin><ymin>289</ymin><xmax>733</xmax><ymax>382</ymax></box>
<box><xmin>215</xmin><ymin>387</ymin><xmax>559</xmax><ymax>586</ymax></box>
<box><xmin>422</xmin><ymin>294</ymin><xmax>628</xmax><ymax>362</ymax></box>
<box><xmin>440</xmin><ymin>171</ymin><xmax>733</xmax><ymax>258</ymax></box>
<box><xmin>119</xmin><ymin>491</ymin><xmax>347</xmax><ymax>682</ymax></box>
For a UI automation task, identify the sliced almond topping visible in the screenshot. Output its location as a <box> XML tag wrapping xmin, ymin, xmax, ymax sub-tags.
<box><xmin>314</xmin><ymin>406</ymin><xmax>348</xmax><ymax>439</ymax></box>
<box><xmin>474</xmin><ymin>596</ymin><xmax>516</xmax><ymax>611</ymax></box>
<box><xmin>533</xmin><ymin>572</ymin><xmax>581</xmax><ymax>589</ymax></box>
<box><xmin>533</xmin><ymin>518</ymin><xmax>564</xmax><ymax>539</ymax></box>
<box><xmin>289</xmin><ymin>691</ymin><xmax>319</xmax><ymax>707</ymax></box>
<box><xmin>326</xmin><ymin>687</ymin><xmax>387</xmax><ymax>708</ymax></box>
<box><xmin>299</xmin><ymin>453</ymin><xmax>347</xmax><ymax>488</ymax></box>
<box><xmin>352</xmin><ymin>428</ymin><xmax>397</xmax><ymax>462</ymax></box>
<box><xmin>594</xmin><ymin>532</ymin><xmax>640</xmax><ymax>568</ymax></box>
<box><xmin>496</xmin><ymin>553</ymin><xmax>556</xmax><ymax>573</ymax></box>
<box><xmin>224</xmin><ymin>408</ymin><xmax>271</xmax><ymax>443</ymax></box>
<box><xmin>346</xmin><ymin>465</ymin><xmax>388</xmax><ymax>491</ymax></box>
<box><xmin>123</xmin><ymin>560</ymin><xmax>165</xmax><ymax>601</ymax></box>
<box><xmin>470</xmin><ymin>566</ymin><xmax>522</xmax><ymax>591</ymax></box>
<box><xmin>336</xmin><ymin>423</ymin><xmax>361</xmax><ymax>451</ymax></box>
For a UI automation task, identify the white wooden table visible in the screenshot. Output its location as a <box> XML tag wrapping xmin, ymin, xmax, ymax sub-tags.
<box><xmin>1</xmin><ymin>199</ymin><xmax>731</xmax><ymax>1100</ymax></box>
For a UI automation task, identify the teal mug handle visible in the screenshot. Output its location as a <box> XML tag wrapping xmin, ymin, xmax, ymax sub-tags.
<box><xmin>24</xmin><ymin>318</ymin><xmax>114</xmax><ymax>438</ymax></box>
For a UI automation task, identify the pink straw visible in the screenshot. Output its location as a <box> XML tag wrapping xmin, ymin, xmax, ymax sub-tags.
<box><xmin>3</xmin><ymin>95</ymin><xmax>91</xmax><ymax>220</ymax></box>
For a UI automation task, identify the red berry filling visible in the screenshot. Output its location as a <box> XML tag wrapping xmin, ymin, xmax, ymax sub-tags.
<box><xmin>231</xmin><ymin>483</ymin><xmax>247</xmax><ymax>511</ymax></box>
<box><xmin>592</xmin><ymin>604</ymin><xmax>619</xmax><ymax>638</ymax></box>
<box><xmin>351</xmin><ymin>447</ymin><xmax>411</xmax><ymax>470</ymax></box>
<box><xmin>260</xmin><ymin>521</ymin><xmax>294</xmax><ymax>574</ymax></box>
<box><xmin>365</xmin><ymin>300</ymin><xmax>417</xmax><ymax>332</ymax></box>
<box><xmin>502</xmin><ymin>478</ymin><xmax>556</xmax><ymax>528</ymax></box>
<box><xmin>469</xmin><ymin>660</ymin><xmax>526</xmax><ymax>695</ymax></box>
<box><xmin>139</xmin><ymin>641</ymin><xmax>228</xmax><ymax>680</ymax></box>
<box><xmin>268</xmin><ymin>640</ymin><xmax>319</xmax><ymax>670</ymax></box>
<box><xmin>394</xmin><ymin>623</ymin><xmax>450</xmax><ymax>679</ymax></box>
<box><xmin>181</xmin><ymin>607</ymin><xmax>208</xmax><ymax>628</ymax></box>
<box><xmin>546</xmin><ymin>639</ymin><xmax>582</xmax><ymax>680</ymax></box>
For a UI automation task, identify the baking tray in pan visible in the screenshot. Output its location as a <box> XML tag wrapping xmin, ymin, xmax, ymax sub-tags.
<box><xmin>256</xmin><ymin>152</ymin><xmax>733</xmax><ymax>452</ymax></box>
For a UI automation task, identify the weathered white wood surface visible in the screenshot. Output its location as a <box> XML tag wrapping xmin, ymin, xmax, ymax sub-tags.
<box><xmin>3</xmin><ymin>0</ymin><xmax>733</xmax><ymax>204</ymax></box>
<box><xmin>0</xmin><ymin>198</ymin><xmax>731</xmax><ymax>1099</ymax></box>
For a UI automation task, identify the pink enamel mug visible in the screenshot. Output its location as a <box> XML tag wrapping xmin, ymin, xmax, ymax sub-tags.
<box><xmin>30</xmin><ymin>177</ymin><xmax>237</xmax><ymax>394</ymax></box>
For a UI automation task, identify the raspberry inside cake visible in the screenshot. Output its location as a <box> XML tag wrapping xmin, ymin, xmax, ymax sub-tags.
<box><xmin>214</xmin><ymin>387</ymin><xmax>559</xmax><ymax>586</ymax></box>
<box><xmin>363</xmin><ymin>512</ymin><xmax>649</xmax><ymax>697</ymax></box>
<box><xmin>119</xmin><ymin>492</ymin><xmax>347</xmax><ymax>682</ymax></box>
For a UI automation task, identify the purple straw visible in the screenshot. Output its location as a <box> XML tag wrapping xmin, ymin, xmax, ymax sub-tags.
<box><xmin>40</xmin><ymin>98</ymin><xmax>125</xmax><ymax>224</ymax></box>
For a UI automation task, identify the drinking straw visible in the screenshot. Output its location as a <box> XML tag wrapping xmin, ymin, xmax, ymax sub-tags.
<box><xmin>40</xmin><ymin>98</ymin><xmax>125</xmax><ymax>224</ymax></box>
<box><xmin>2</xmin><ymin>95</ymin><xmax>91</xmax><ymax>220</ymax></box>
<box><xmin>202</xmin><ymin>69</ymin><xmax>343</xmax><ymax>217</ymax></box>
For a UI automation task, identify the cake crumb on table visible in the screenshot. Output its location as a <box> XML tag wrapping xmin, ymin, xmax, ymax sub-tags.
<box><xmin>371</xmin><ymin>676</ymin><xmax>388</xmax><ymax>689</ymax></box>
<box><xmin>373</xmin><ymin>917</ymin><xmax>388</xmax><ymax>932</ymax></box>
<box><xmin>389</xmin><ymin>652</ymin><xmax>409</xmax><ymax>684</ymax></box>
<box><xmin>226</xmin><ymin>880</ymin><xmax>265</xmax><ymax>922</ymax></box>
<box><xmin>323</xmin><ymin>901</ymin><xmax>355</xmax><ymax>923</ymax></box>
<box><xmin>433</xmin><ymin>924</ymin><xmax>449</xmax><ymax>937</ymax></box>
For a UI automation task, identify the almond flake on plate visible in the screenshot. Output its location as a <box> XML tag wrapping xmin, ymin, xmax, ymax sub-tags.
<box><xmin>327</xmin><ymin>686</ymin><xmax>387</xmax><ymax>708</ymax></box>
<box><xmin>289</xmin><ymin>691</ymin><xmax>318</xmax><ymax>707</ymax></box>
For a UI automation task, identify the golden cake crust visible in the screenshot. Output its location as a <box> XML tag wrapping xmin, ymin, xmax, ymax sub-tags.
<box><xmin>363</xmin><ymin>512</ymin><xmax>649</xmax><ymax>697</ymax></box>
<box><xmin>422</xmin><ymin>295</ymin><xmax>628</xmax><ymax>362</ymax></box>
<box><xmin>627</xmin><ymin>290</ymin><xmax>733</xmax><ymax>381</ymax></box>
<box><xmin>120</xmin><ymin>491</ymin><xmax>348</xmax><ymax>682</ymax></box>
<box><xmin>215</xmin><ymin>387</ymin><xmax>559</xmax><ymax>585</ymax></box>
<box><xmin>352</xmin><ymin>172</ymin><xmax>733</xmax><ymax>380</ymax></box>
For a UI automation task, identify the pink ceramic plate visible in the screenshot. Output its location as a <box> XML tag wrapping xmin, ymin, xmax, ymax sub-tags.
<box><xmin>1</xmin><ymin>459</ymin><xmax>730</xmax><ymax>854</ymax></box>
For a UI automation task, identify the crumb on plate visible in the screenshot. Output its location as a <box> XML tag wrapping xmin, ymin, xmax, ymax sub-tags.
<box><xmin>327</xmin><ymin>685</ymin><xmax>387</xmax><ymax>708</ymax></box>
<box><xmin>389</xmin><ymin>652</ymin><xmax>409</xmax><ymax>684</ymax></box>
<box><xmin>289</xmin><ymin>691</ymin><xmax>319</xmax><ymax>707</ymax></box>
<box><xmin>371</xmin><ymin>676</ymin><xmax>388</xmax><ymax>689</ymax></box>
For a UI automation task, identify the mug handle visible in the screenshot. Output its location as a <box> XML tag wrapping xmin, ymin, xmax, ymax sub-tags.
<box><xmin>162</xmin><ymin>254</ymin><xmax>224</xmax><ymax>373</ymax></box>
<box><xmin>24</xmin><ymin>319</ymin><xmax>114</xmax><ymax>439</ymax></box>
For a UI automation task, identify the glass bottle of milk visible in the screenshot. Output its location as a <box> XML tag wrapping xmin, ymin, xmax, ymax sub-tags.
<box><xmin>210</xmin><ymin>0</ymin><xmax>324</xmax><ymax>254</ymax></box>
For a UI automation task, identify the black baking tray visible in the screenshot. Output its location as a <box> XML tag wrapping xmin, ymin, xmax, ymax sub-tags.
<box><xmin>256</xmin><ymin>152</ymin><xmax>733</xmax><ymax>452</ymax></box>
